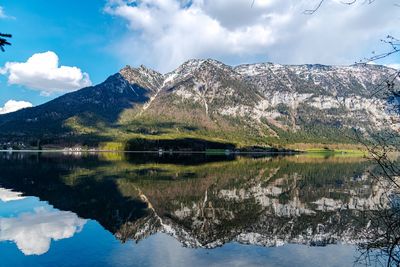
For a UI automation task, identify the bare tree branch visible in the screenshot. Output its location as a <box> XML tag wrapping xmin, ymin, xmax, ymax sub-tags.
<box><xmin>304</xmin><ymin>0</ymin><xmax>325</xmax><ymax>14</ymax></box>
<box><xmin>304</xmin><ymin>0</ymin><xmax>376</xmax><ymax>15</ymax></box>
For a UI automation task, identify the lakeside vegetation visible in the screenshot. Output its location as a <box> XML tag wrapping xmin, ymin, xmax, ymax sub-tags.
<box><xmin>0</xmin><ymin>103</ymin><xmax>385</xmax><ymax>153</ymax></box>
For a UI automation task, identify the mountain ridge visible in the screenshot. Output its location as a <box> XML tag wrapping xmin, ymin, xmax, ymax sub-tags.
<box><xmin>0</xmin><ymin>59</ymin><xmax>398</xmax><ymax>150</ymax></box>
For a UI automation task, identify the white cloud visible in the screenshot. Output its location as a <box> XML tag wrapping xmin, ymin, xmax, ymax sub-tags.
<box><xmin>0</xmin><ymin>207</ymin><xmax>87</xmax><ymax>255</ymax></box>
<box><xmin>0</xmin><ymin>6</ymin><xmax>5</xmax><ymax>18</ymax></box>
<box><xmin>0</xmin><ymin>6</ymin><xmax>15</xmax><ymax>19</ymax></box>
<box><xmin>0</xmin><ymin>100</ymin><xmax>33</xmax><ymax>114</ymax></box>
<box><xmin>105</xmin><ymin>0</ymin><xmax>400</xmax><ymax>72</ymax></box>
<box><xmin>0</xmin><ymin>6</ymin><xmax>8</xmax><ymax>19</ymax></box>
<box><xmin>1</xmin><ymin>51</ymin><xmax>92</xmax><ymax>95</ymax></box>
<box><xmin>0</xmin><ymin>188</ymin><xmax>26</xmax><ymax>202</ymax></box>
<box><xmin>386</xmin><ymin>63</ymin><xmax>400</xmax><ymax>70</ymax></box>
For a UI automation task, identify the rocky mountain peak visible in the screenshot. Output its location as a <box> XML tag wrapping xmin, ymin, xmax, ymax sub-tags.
<box><xmin>119</xmin><ymin>65</ymin><xmax>163</xmax><ymax>92</ymax></box>
<box><xmin>167</xmin><ymin>59</ymin><xmax>232</xmax><ymax>78</ymax></box>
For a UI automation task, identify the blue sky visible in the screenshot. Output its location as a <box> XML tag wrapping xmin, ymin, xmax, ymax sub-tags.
<box><xmin>0</xmin><ymin>0</ymin><xmax>399</xmax><ymax>112</ymax></box>
<box><xmin>0</xmin><ymin>0</ymin><xmax>123</xmax><ymax>107</ymax></box>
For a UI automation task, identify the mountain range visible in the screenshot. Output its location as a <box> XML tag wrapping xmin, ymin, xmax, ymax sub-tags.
<box><xmin>0</xmin><ymin>59</ymin><xmax>398</xmax><ymax>150</ymax></box>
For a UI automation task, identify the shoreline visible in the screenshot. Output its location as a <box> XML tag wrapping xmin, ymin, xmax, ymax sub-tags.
<box><xmin>0</xmin><ymin>149</ymin><xmax>301</xmax><ymax>154</ymax></box>
<box><xmin>0</xmin><ymin>149</ymin><xmax>366</xmax><ymax>155</ymax></box>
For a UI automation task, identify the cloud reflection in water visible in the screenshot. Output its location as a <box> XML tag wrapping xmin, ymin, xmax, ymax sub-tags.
<box><xmin>0</xmin><ymin>200</ymin><xmax>86</xmax><ymax>255</ymax></box>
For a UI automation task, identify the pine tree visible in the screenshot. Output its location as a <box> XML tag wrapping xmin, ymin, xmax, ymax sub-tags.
<box><xmin>0</xmin><ymin>33</ymin><xmax>12</xmax><ymax>52</ymax></box>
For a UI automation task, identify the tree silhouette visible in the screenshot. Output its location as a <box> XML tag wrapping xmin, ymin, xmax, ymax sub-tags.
<box><xmin>296</xmin><ymin>1</ymin><xmax>400</xmax><ymax>265</ymax></box>
<box><xmin>0</xmin><ymin>33</ymin><xmax>12</xmax><ymax>52</ymax></box>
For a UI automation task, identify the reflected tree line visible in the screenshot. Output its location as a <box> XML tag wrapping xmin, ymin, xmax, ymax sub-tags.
<box><xmin>0</xmin><ymin>153</ymin><xmax>388</xmax><ymax>248</ymax></box>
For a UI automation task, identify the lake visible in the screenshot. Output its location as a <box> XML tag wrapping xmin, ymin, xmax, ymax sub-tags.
<box><xmin>0</xmin><ymin>152</ymin><xmax>389</xmax><ymax>266</ymax></box>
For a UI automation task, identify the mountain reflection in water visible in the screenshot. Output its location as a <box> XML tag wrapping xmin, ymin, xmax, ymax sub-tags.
<box><xmin>0</xmin><ymin>152</ymin><xmax>389</xmax><ymax>266</ymax></box>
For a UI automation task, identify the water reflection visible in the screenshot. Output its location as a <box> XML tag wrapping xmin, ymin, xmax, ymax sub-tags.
<box><xmin>0</xmin><ymin>190</ymin><xmax>86</xmax><ymax>255</ymax></box>
<box><xmin>0</xmin><ymin>188</ymin><xmax>25</xmax><ymax>202</ymax></box>
<box><xmin>0</xmin><ymin>152</ymin><xmax>390</xmax><ymax>265</ymax></box>
<box><xmin>0</xmin><ymin>208</ymin><xmax>86</xmax><ymax>255</ymax></box>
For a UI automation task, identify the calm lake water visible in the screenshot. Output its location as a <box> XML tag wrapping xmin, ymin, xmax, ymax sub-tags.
<box><xmin>0</xmin><ymin>152</ymin><xmax>386</xmax><ymax>266</ymax></box>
